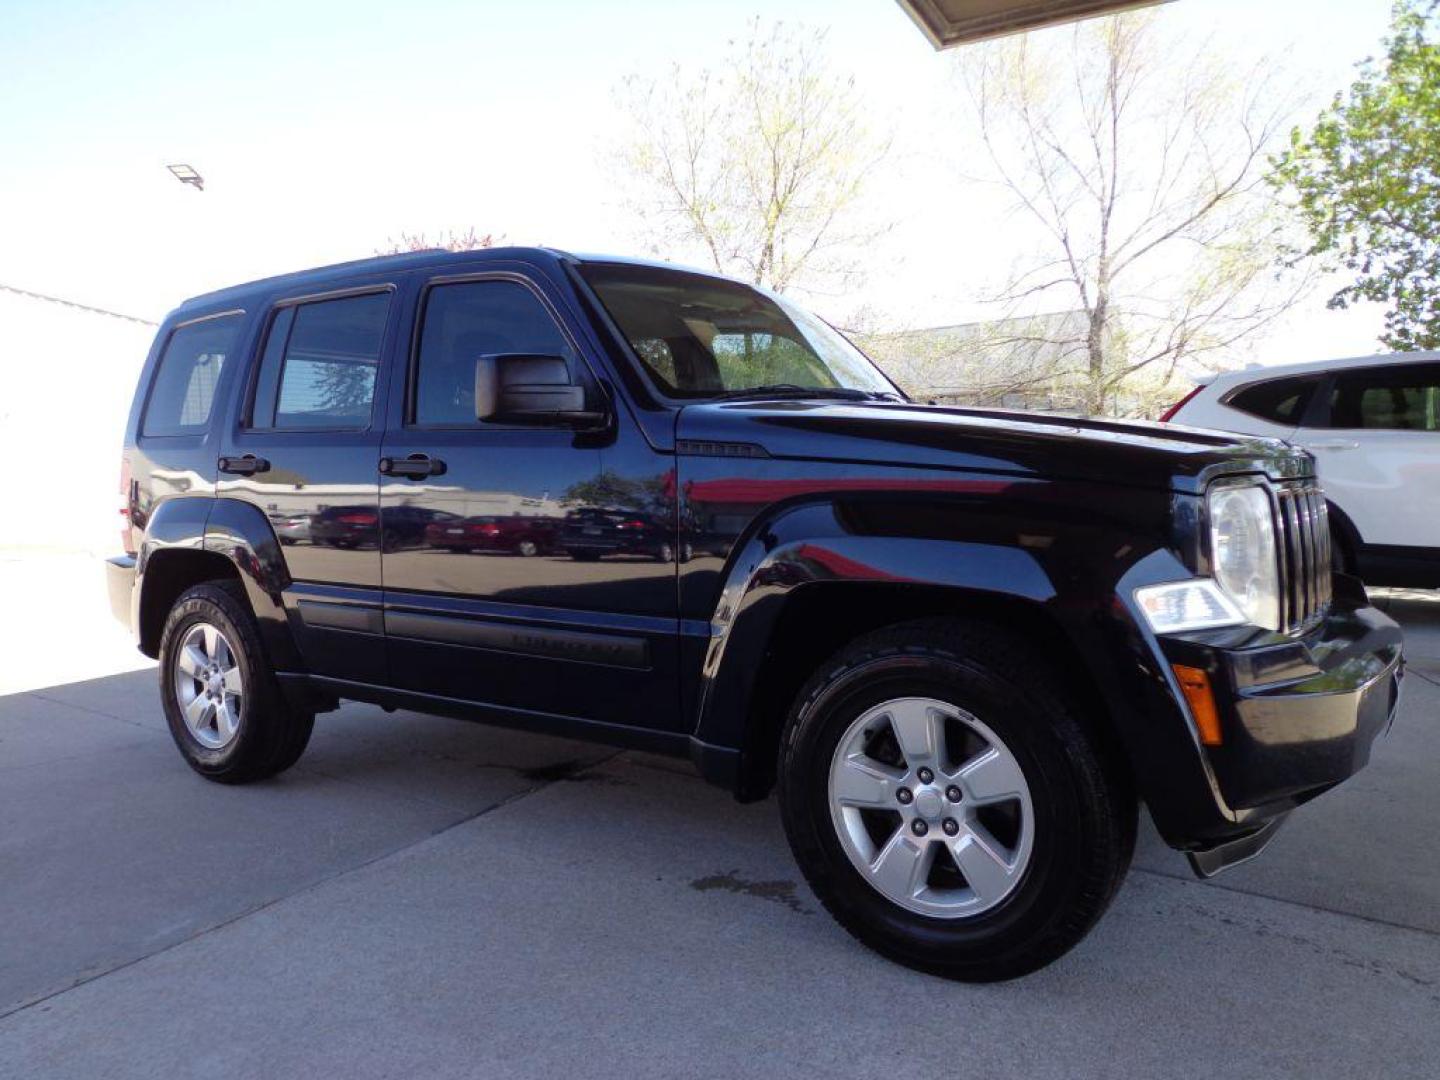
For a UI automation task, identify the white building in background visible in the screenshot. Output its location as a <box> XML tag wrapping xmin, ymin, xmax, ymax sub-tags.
<box><xmin>0</xmin><ymin>284</ymin><xmax>157</xmax><ymax>553</ymax></box>
<box><xmin>862</xmin><ymin>311</ymin><xmax>1094</xmax><ymax>411</ymax></box>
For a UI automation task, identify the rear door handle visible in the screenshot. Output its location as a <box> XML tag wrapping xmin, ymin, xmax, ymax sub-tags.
<box><xmin>379</xmin><ymin>453</ymin><xmax>447</xmax><ymax>479</ymax></box>
<box><xmin>218</xmin><ymin>454</ymin><xmax>270</xmax><ymax>475</ymax></box>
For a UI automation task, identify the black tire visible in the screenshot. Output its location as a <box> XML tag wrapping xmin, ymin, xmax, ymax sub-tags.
<box><xmin>778</xmin><ymin>618</ymin><xmax>1136</xmax><ymax>982</ymax></box>
<box><xmin>159</xmin><ymin>580</ymin><xmax>315</xmax><ymax>784</ymax></box>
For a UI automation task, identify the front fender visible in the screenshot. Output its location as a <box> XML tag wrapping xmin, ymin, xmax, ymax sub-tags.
<box><xmin>685</xmin><ymin>489</ymin><xmax>1233</xmax><ymax>846</ymax></box>
<box><xmin>691</xmin><ymin>500</ymin><xmax>1059</xmax><ymax>760</ymax></box>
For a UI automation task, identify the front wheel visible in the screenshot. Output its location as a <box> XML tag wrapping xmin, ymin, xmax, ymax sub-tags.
<box><xmin>159</xmin><ymin>581</ymin><xmax>314</xmax><ymax>784</ymax></box>
<box><xmin>779</xmin><ymin>619</ymin><xmax>1135</xmax><ymax>981</ymax></box>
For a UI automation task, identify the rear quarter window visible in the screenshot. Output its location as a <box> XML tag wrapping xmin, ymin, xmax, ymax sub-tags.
<box><xmin>1225</xmin><ymin>376</ymin><xmax>1318</xmax><ymax>426</ymax></box>
<box><xmin>140</xmin><ymin>314</ymin><xmax>243</xmax><ymax>436</ymax></box>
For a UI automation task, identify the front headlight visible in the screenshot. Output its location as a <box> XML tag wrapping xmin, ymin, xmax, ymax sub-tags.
<box><xmin>1207</xmin><ymin>482</ymin><xmax>1281</xmax><ymax>631</ymax></box>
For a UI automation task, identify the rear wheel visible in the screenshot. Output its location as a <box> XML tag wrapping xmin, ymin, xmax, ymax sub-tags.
<box><xmin>159</xmin><ymin>581</ymin><xmax>314</xmax><ymax>784</ymax></box>
<box><xmin>779</xmin><ymin>619</ymin><xmax>1135</xmax><ymax>981</ymax></box>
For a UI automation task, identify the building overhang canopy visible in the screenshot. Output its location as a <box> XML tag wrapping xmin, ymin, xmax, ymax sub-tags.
<box><xmin>895</xmin><ymin>0</ymin><xmax>1170</xmax><ymax>48</ymax></box>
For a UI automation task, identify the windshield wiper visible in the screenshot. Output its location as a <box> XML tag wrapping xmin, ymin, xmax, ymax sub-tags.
<box><xmin>711</xmin><ymin>384</ymin><xmax>877</xmax><ymax>402</ymax></box>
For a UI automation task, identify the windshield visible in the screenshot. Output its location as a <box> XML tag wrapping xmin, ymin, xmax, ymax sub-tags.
<box><xmin>579</xmin><ymin>263</ymin><xmax>901</xmax><ymax>401</ymax></box>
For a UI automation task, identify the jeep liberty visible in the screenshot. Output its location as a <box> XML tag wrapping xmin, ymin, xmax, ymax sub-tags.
<box><xmin>109</xmin><ymin>248</ymin><xmax>1405</xmax><ymax>980</ymax></box>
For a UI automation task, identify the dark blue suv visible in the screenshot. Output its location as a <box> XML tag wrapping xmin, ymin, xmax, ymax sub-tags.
<box><xmin>109</xmin><ymin>247</ymin><xmax>1404</xmax><ymax>979</ymax></box>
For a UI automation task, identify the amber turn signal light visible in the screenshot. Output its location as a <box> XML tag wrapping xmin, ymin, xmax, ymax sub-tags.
<box><xmin>1172</xmin><ymin>664</ymin><xmax>1222</xmax><ymax>746</ymax></box>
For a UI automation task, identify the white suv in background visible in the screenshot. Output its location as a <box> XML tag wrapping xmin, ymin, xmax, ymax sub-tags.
<box><xmin>1163</xmin><ymin>352</ymin><xmax>1440</xmax><ymax>589</ymax></box>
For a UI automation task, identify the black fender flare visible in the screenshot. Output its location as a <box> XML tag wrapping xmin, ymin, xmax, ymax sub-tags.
<box><xmin>689</xmin><ymin>500</ymin><xmax>1063</xmax><ymax>788</ymax></box>
<box><xmin>136</xmin><ymin>496</ymin><xmax>302</xmax><ymax>670</ymax></box>
<box><xmin>1324</xmin><ymin>499</ymin><xmax>1362</xmax><ymax>574</ymax></box>
<box><xmin>684</xmin><ymin>495</ymin><xmax>1227</xmax><ymax>844</ymax></box>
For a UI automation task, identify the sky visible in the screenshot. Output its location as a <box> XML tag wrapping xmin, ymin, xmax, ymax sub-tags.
<box><xmin>0</xmin><ymin>0</ymin><xmax>1400</xmax><ymax>368</ymax></box>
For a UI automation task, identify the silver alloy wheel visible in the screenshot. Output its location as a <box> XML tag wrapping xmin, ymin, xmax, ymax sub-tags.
<box><xmin>828</xmin><ymin>696</ymin><xmax>1034</xmax><ymax>918</ymax></box>
<box><xmin>173</xmin><ymin>622</ymin><xmax>244</xmax><ymax>750</ymax></box>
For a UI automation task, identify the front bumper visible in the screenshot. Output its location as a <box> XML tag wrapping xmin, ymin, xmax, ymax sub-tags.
<box><xmin>106</xmin><ymin>554</ymin><xmax>137</xmax><ymax>633</ymax></box>
<box><xmin>1154</xmin><ymin>574</ymin><xmax>1403</xmax><ymax>862</ymax></box>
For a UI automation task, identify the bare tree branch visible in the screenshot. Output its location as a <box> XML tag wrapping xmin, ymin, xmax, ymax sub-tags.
<box><xmin>953</xmin><ymin>11</ymin><xmax>1308</xmax><ymax>416</ymax></box>
<box><xmin>614</xmin><ymin>19</ymin><xmax>893</xmax><ymax>296</ymax></box>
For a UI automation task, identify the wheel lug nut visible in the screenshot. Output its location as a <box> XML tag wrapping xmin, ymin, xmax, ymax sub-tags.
<box><xmin>917</xmin><ymin>767</ymin><xmax>934</xmax><ymax>784</ymax></box>
<box><xmin>942</xmin><ymin>818</ymin><xmax>960</xmax><ymax>836</ymax></box>
<box><xmin>911</xmin><ymin>819</ymin><xmax>928</xmax><ymax>837</ymax></box>
<box><xmin>896</xmin><ymin>787</ymin><xmax>913</xmax><ymax>805</ymax></box>
<box><xmin>946</xmin><ymin>786</ymin><xmax>962</xmax><ymax>803</ymax></box>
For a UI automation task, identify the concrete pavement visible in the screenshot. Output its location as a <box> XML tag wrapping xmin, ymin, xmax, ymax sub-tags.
<box><xmin>0</xmin><ymin>576</ymin><xmax>1436</xmax><ymax>1078</ymax></box>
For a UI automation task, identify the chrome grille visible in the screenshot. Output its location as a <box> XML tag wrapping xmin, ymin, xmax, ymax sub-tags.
<box><xmin>1275</xmin><ymin>482</ymin><xmax>1331</xmax><ymax>632</ymax></box>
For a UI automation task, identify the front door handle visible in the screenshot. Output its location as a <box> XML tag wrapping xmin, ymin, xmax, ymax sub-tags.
<box><xmin>218</xmin><ymin>454</ymin><xmax>270</xmax><ymax>476</ymax></box>
<box><xmin>379</xmin><ymin>453</ymin><xmax>447</xmax><ymax>479</ymax></box>
<box><xmin>1307</xmin><ymin>440</ymin><xmax>1359</xmax><ymax>451</ymax></box>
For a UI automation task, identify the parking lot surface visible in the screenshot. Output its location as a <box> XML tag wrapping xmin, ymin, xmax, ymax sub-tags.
<box><xmin>1</xmin><ymin>559</ymin><xmax>1437</xmax><ymax>1079</ymax></box>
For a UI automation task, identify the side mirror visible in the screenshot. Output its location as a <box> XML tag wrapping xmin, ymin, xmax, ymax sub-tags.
<box><xmin>474</xmin><ymin>354</ymin><xmax>605</xmax><ymax>427</ymax></box>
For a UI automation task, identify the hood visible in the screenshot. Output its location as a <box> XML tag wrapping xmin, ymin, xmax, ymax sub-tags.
<box><xmin>675</xmin><ymin>400</ymin><xmax>1311</xmax><ymax>494</ymax></box>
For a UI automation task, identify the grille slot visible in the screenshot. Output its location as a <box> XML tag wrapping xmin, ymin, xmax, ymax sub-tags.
<box><xmin>1274</xmin><ymin>482</ymin><xmax>1331</xmax><ymax>632</ymax></box>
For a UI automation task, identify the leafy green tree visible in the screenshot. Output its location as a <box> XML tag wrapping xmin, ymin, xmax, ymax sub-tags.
<box><xmin>1270</xmin><ymin>2</ymin><xmax>1440</xmax><ymax>349</ymax></box>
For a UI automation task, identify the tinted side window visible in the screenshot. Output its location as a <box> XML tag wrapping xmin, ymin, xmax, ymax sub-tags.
<box><xmin>413</xmin><ymin>280</ymin><xmax>579</xmax><ymax>426</ymax></box>
<box><xmin>249</xmin><ymin>293</ymin><xmax>389</xmax><ymax>430</ymax></box>
<box><xmin>141</xmin><ymin>314</ymin><xmax>243</xmax><ymax>436</ymax></box>
<box><xmin>1327</xmin><ymin>364</ymin><xmax>1440</xmax><ymax>431</ymax></box>
<box><xmin>1227</xmin><ymin>376</ymin><xmax>1317</xmax><ymax>426</ymax></box>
